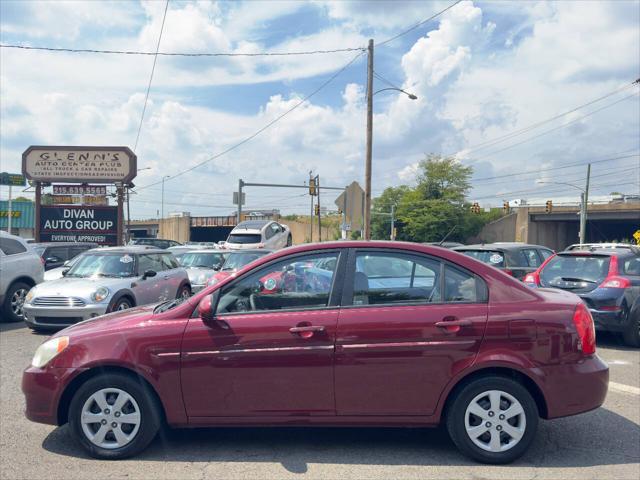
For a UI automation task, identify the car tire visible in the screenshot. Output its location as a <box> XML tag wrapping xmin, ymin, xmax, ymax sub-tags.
<box><xmin>176</xmin><ymin>285</ymin><xmax>191</xmax><ymax>300</ymax></box>
<box><xmin>1</xmin><ymin>281</ymin><xmax>30</xmax><ymax>323</ymax></box>
<box><xmin>621</xmin><ymin>303</ymin><xmax>640</xmax><ymax>348</ymax></box>
<box><xmin>446</xmin><ymin>375</ymin><xmax>538</xmax><ymax>464</ymax></box>
<box><xmin>110</xmin><ymin>297</ymin><xmax>132</xmax><ymax>313</ymax></box>
<box><xmin>68</xmin><ymin>373</ymin><xmax>161</xmax><ymax>459</ymax></box>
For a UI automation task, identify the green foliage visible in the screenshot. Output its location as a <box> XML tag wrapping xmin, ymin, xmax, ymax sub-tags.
<box><xmin>370</xmin><ymin>154</ymin><xmax>497</xmax><ymax>243</ymax></box>
<box><xmin>13</xmin><ymin>196</ymin><xmax>32</xmax><ymax>202</ymax></box>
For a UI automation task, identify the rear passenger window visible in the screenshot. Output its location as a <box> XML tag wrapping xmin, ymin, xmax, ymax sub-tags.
<box><xmin>0</xmin><ymin>238</ymin><xmax>27</xmax><ymax>255</ymax></box>
<box><xmin>353</xmin><ymin>252</ymin><xmax>441</xmax><ymax>305</ymax></box>
<box><xmin>521</xmin><ymin>249</ymin><xmax>541</xmax><ymax>267</ymax></box>
<box><xmin>540</xmin><ymin>249</ymin><xmax>554</xmax><ymax>260</ymax></box>
<box><xmin>444</xmin><ymin>265</ymin><xmax>484</xmax><ymax>303</ymax></box>
<box><xmin>623</xmin><ymin>257</ymin><xmax>640</xmax><ymax>276</ymax></box>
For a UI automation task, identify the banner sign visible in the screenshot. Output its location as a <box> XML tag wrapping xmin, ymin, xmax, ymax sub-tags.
<box><xmin>0</xmin><ymin>211</ymin><xmax>21</xmax><ymax>218</ymax></box>
<box><xmin>53</xmin><ymin>185</ymin><xmax>107</xmax><ymax>195</ymax></box>
<box><xmin>40</xmin><ymin>205</ymin><xmax>118</xmax><ymax>245</ymax></box>
<box><xmin>0</xmin><ymin>172</ymin><xmax>26</xmax><ymax>186</ymax></box>
<box><xmin>22</xmin><ymin>146</ymin><xmax>137</xmax><ymax>184</ymax></box>
<box><xmin>50</xmin><ymin>195</ymin><xmax>108</xmax><ymax>206</ymax></box>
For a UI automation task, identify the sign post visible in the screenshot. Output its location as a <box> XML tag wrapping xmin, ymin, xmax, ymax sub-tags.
<box><xmin>1</xmin><ymin>172</ymin><xmax>26</xmax><ymax>235</ymax></box>
<box><xmin>22</xmin><ymin>146</ymin><xmax>136</xmax><ymax>245</ymax></box>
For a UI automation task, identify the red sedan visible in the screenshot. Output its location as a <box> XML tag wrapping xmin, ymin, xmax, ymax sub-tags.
<box><xmin>22</xmin><ymin>241</ymin><xmax>608</xmax><ymax>463</ymax></box>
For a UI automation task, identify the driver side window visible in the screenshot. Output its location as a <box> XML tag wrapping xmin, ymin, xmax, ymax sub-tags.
<box><xmin>216</xmin><ymin>252</ymin><xmax>339</xmax><ymax>314</ymax></box>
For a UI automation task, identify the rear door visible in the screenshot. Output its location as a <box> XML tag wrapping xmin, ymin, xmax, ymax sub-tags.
<box><xmin>335</xmin><ymin>249</ymin><xmax>488</xmax><ymax>416</ymax></box>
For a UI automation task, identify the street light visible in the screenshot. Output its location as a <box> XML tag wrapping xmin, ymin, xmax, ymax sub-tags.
<box><xmin>363</xmin><ymin>51</ymin><xmax>418</xmax><ymax>240</ymax></box>
<box><xmin>126</xmin><ymin>166</ymin><xmax>152</xmax><ymax>243</ymax></box>
<box><xmin>161</xmin><ymin>175</ymin><xmax>170</xmax><ymax>219</ymax></box>
<box><xmin>536</xmin><ymin>169</ymin><xmax>590</xmax><ymax>244</ymax></box>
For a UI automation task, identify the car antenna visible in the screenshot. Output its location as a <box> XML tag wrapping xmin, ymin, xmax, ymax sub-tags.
<box><xmin>438</xmin><ymin>225</ymin><xmax>457</xmax><ymax>246</ymax></box>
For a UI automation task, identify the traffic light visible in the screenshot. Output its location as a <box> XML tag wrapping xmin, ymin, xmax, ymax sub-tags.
<box><xmin>314</xmin><ymin>203</ymin><xmax>320</xmax><ymax>216</ymax></box>
<box><xmin>309</xmin><ymin>177</ymin><xmax>317</xmax><ymax>196</ymax></box>
<box><xmin>503</xmin><ymin>201</ymin><xmax>510</xmax><ymax>214</ymax></box>
<box><xmin>545</xmin><ymin>200</ymin><xmax>553</xmax><ymax>213</ymax></box>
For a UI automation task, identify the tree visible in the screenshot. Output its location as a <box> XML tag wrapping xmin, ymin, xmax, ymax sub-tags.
<box><xmin>371</xmin><ymin>154</ymin><xmax>493</xmax><ymax>243</ymax></box>
<box><xmin>13</xmin><ymin>196</ymin><xmax>32</xmax><ymax>202</ymax></box>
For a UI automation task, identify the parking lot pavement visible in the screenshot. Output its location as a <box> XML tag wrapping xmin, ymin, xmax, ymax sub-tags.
<box><xmin>1</xmin><ymin>323</ymin><xmax>638</xmax><ymax>480</ymax></box>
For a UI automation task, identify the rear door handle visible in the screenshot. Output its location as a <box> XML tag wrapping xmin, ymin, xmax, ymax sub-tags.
<box><xmin>289</xmin><ymin>325</ymin><xmax>325</xmax><ymax>333</ymax></box>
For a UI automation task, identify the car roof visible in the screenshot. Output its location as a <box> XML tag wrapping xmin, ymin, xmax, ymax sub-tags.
<box><xmin>88</xmin><ymin>246</ymin><xmax>168</xmax><ymax>254</ymax></box>
<box><xmin>558</xmin><ymin>249</ymin><xmax>638</xmax><ymax>258</ymax></box>
<box><xmin>187</xmin><ymin>249</ymin><xmax>228</xmax><ymax>254</ymax></box>
<box><xmin>234</xmin><ymin>220</ymin><xmax>271</xmax><ymax>229</ymax></box>
<box><xmin>31</xmin><ymin>242</ymin><xmax>97</xmax><ymax>247</ymax></box>
<box><xmin>454</xmin><ymin>243</ymin><xmax>544</xmax><ymax>251</ymax></box>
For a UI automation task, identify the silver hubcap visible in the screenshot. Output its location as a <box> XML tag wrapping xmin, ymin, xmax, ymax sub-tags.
<box><xmin>116</xmin><ymin>301</ymin><xmax>130</xmax><ymax>311</ymax></box>
<box><xmin>10</xmin><ymin>288</ymin><xmax>28</xmax><ymax>316</ymax></box>
<box><xmin>180</xmin><ymin>289</ymin><xmax>190</xmax><ymax>299</ymax></box>
<box><xmin>464</xmin><ymin>390</ymin><xmax>526</xmax><ymax>453</ymax></box>
<box><xmin>80</xmin><ymin>388</ymin><xmax>141</xmax><ymax>449</ymax></box>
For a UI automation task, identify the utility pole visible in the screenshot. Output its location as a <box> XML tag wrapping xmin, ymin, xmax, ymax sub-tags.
<box><xmin>364</xmin><ymin>38</ymin><xmax>374</xmax><ymax>240</ymax></box>
<box><xmin>309</xmin><ymin>171</ymin><xmax>314</xmax><ymax>242</ymax></box>
<box><xmin>237</xmin><ymin>179</ymin><xmax>244</xmax><ymax>224</ymax></box>
<box><xmin>579</xmin><ymin>163</ymin><xmax>591</xmax><ymax>244</ymax></box>
<box><xmin>7</xmin><ymin>185</ymin><xmax>12</xmax><ymax>235</ymax></box>
<box><xmin>390</xmin><ymin>204</ymin><xmax>395</xmax><ymax>241</ymax></box>
<box><xmin>317</xmin><ymin>175</ymin><xmax>321</xmax><ymax>242</ymax></box>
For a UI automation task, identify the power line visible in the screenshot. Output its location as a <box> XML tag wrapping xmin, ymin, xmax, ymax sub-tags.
<box><xmin>377</xmin><ymin>1</ymin><xmax>462</xmax><ymax>47</ymax></box>
<box><xmin>373</xmin><ymin>71</ymin><xmax>401</xmax><ymax>90</ymax></box>
<box><xmin>452</xmin><ymin>79</ymin><xmax>639</xmax><ymax>157</ymax></box>
<box><xmin>0</xmin><ymin>43</ymin><xmax>365</xmax><ymax>57</ymax></box>
<box><xmin>133</xmin><ymin>0</ymin><xmax>168</xmax><ymax>152</ymax></box>
<box><xmin>134</xmin><ymin>51</ymin><xmax>365</xmax><ymax>192</ymax></box>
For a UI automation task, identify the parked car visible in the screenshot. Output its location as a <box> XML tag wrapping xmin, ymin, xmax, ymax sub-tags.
<box><xmin>180</xmin><ymin>250</ymin><xmax>230</xmax><ymax>293</ymax></box>
<box><xmin>423</xmin><ymin>241</ymin><xmax>464</xmax><ymax>249</ymax></box>
<box><xmin>22</xmin><ymin>247</ymin><xmax>191</xmax><ymax>330</ymax></box>
<box><xmin>524</xmin><ymin>249</ymin><xmax>640</xmax><ymax>346</ymax></box>
<box><xmin>206</xmin><ymin>249</ymin><xmax>273</xmax><ymax>286</ymax></box>
<box><xmin>453</xmin><ymin>243</ymin><xmax>554</xmax><ymax>280</ymax></box>
<box><xmin>129</xmin><ymin>238</ymin><xmax>182</xmax><ymax>249</ymax></box>
<box><xmin>224</xmin><ymin>220</ymin><xmax>291</xmax><ymax>250</ymax></box>
<box><xmin>23</xmin><ymin>241</ymin><xmax>608</xmax><ymax>463</ymax></box>
<box><xmin>565</xmin><ymin>243</ymin><xmax>636</xmax><ymax>251</ymax></box>
<box><xmin>32</xmin><ymin>242</ymin><xmax>98</xmax><ymax>271</ymax></box>
<box><xmin>43</xmin><ymin>252</ymin><xmax>87</xmax><ymax>282</ymax></box>
<box><xmin>0</xmin><ymin>232</ymin><xmax>44</xmax><ymax>322</ymax></box>
<box><xmin>167</xmin><ymin>245</ymin><xmax>199</xmax><ymax>264</ymax></box>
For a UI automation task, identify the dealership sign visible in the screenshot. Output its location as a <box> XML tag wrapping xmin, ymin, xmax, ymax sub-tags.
<box><xmin>22</xmin><ymin>146</ymin><xmax>137</xmax><ymax>184</ymax></box>
<box><xmin>40</xmin><ymin>206</ymin><xmax>118</xmax><ymax>245</ymax></box>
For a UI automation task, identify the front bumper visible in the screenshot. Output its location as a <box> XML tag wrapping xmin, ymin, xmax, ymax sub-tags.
<box><xmin>23</xmin><ymin>303</ymin><xmax>108</xmax><ymax>328</ymax></box>
<box><xmin>22</xmin><ymin>366</ymin><xmax>86</xmax><ymax>425</ymax></box>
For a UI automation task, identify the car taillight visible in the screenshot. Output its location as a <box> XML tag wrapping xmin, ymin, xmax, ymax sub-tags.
<box><xmin>523</xmin><ymin>272</ymin><xmax>540</xmax><ymax>286</ymax></box>
<box><xmin>599</xmin><ymin>276</ymin><xmax>631</xmax><ymax>288</ymax></box>
<box><xmin>572</xmin><ymin>303</ymin><xmax>596</xmax><ymax>355</ymax></box>
<box><xmin>40</xmin><ymin>257</ymin><xmax>45</xmax><ymax>266</ymax></box>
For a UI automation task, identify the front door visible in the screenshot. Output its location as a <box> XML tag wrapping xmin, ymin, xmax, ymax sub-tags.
<box><xmin>180</xmin><ymin>250</ymin><xmax>344</xmax><ymax>418</ymax></box>
<box><xmin>335</xmin><ymin>249</ymin><xmax>488</xmax><ymax>416</ymax></box>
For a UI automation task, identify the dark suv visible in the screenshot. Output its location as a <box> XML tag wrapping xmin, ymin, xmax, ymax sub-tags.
<box><xmin>524</xmin><ymin>249</ymin><xmax>640</xmax><ymax>346</ymax></box>
<box><xmin>453</xmin><ymin>243</ymin><xmax>554</xmax><ymax>280</ymax></box>
<box><xmin>31</xmin><ymin>242</ymin><xmax>98</xmax><ymax>271</ymax></box>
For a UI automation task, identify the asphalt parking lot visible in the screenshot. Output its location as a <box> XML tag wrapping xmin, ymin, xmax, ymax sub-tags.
<box><xmin>1</xmin><ymin>322</ymin><xmax>638</xmax><ymax>480</ymax></box>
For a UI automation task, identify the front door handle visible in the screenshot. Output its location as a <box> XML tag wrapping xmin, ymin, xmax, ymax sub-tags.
<box><xmin>289</xmin><ymin>325</ymin><xmax>325</xmax><ymax>333</ymax></box>
<box><xmin>435</xmin><ymin>318</ymin><xmax>472</xmax><ymax>333</ymax></box>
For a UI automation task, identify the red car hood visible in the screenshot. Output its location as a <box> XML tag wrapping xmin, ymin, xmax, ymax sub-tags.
<box><xmin>56</xmin><ymin>304</ymin><xmax>157</xmax><ymax>338</ymax></box>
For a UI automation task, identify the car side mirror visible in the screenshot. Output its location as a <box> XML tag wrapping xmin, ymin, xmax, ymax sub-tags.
<box><xmin>198</xmin><ymin>290</ymin><xmax>222</xmax><ymax>326</ymax></box>
<box><xmin>61</xmin><ymin>268</ymin><xmax>69</xmax><ymax>277</ymax></box>
<box><xmin>142</xmin><ymin>269</ymin><xmax>157</xmax><ymax>280</ymax></box>
<box><xmin>63</xmin><ymin>260</ymin><xmax>71</xmax><ymax>267</ymax></box>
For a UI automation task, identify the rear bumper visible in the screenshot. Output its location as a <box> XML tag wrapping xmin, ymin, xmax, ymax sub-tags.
<box><xmin>542</xmin><ymin>355</ymin><xmax>609</xmax><ymax>419</ymax></box>
<box><xmin>22</xmin><ymin>366</ymin><xmax>85</xmax><ymax>426</ymax></box>
<box><xmin>591</xmin><ymin>309</ymin><xmax>626</xmax><ymax>332</ymax></box>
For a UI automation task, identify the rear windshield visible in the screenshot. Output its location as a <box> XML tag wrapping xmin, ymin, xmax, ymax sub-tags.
<box><xmin>227</xmin><ymin>234</ymin><xmax>262</xmax><ymax>244</ymax></box>
<box><xmin>221</xmin><ymin>252</ymin><xmax>268</xmax><ymax>271</ymax></box>
<box><xmin>181</xmin><ymin>252</ymin><xmax>226</xmax><ymax>269</ymax></box>
<box><xmin>459</xmin><ymin>250</ymin><xmax>505</xmax><ymax>268</ymax></box>
<box><xmin>540</xmin><ymin>254</ymin><xmax>610</xmax><ymax>287</ymax></box>
<box><xmin>33</xmin><ymin>246</ymin><xmax>46</xmax><ymax>256</ymax></box>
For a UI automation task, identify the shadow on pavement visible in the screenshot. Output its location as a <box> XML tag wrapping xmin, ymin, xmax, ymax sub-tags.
<box><xmin>0</xmin><ymin>321</ymin><xmax>29</xmax><ymax>333</ymax></box>
<box><xmin>42</xmin><ymin>407</ymin><xmax>639</xmax><ymax>472</ymax></box>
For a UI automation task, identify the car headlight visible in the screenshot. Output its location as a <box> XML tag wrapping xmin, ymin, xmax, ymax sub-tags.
<box><xmin>208</xmin><ymin>277</ymin><xmax>218</xmax><ymax>286</ymax></box>
<box><xmin>196</xmin><ymin>273</ymin><xmax>208</xmax><ymax>284</ymax></box>
<box><xmin>25</xmin><ymin>289</ymin><xmax>35</xmax><ymax>304</ymax></box>
<box><xmin>91</xmin><ymin>287</ymin><xmax>110</xmax><ymax>302</ymax></box>
<box><xmin>32</xmin><ymin>336</ymin><xmax>69</xmax><ymax>368</ymax></box>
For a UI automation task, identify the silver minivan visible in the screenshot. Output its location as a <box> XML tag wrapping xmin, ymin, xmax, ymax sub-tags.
<box><xmin>23</xmin><ymin>246</ymin><xmax>190</xmax><ymax>330</ymax></box>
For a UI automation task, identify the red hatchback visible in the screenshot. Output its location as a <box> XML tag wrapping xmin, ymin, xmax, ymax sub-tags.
<box><xmin>22</xmin><ymin>242</ymin><xmax>608</xmax><ymax>463</ymax></box>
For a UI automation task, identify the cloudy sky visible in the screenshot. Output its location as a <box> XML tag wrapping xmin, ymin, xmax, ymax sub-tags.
<box><xmin>1</xmin><ymin>0</ymin><xmax>638</xmax><ymax>218</ymax></box>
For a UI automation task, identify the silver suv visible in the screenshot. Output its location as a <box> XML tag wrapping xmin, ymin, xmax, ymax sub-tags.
<box><xmin>0</xmin><ymin>232</ymin><xmax>44</xmax><ymax>322</ymax></box>
<box><xmin>23</xmin><ymin>247</ymin><xmax>190</xmax><ymax>330</ymax></box>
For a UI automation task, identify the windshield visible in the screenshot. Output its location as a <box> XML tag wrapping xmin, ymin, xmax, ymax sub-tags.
<box><xmin>181</xmin><ymin>252</ymin><xmax>226</xmax><ymax>269</ymax></box>
<box><xmin>227</xmin><ymin>234</ymin><xmax>262</xmax><ymax>244</ymax></box>
<box><xmin>540</xmin><ymin>254</ymin><xmax>610</xmax><ymax>289</ymax></box>
<box><xmin>222</xmin><ymin>252</ymin><xmax>268</xmax><ymax>271</ymax></box>
<box><xmin>66</xmin><ymin>253</ymin><xmax>136</xmax><ymax>278</ymax></box>
<box><xmin>459</xmin><ymin>250</ymin><xmax>506</xmax><ymax>268</ymax></box>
